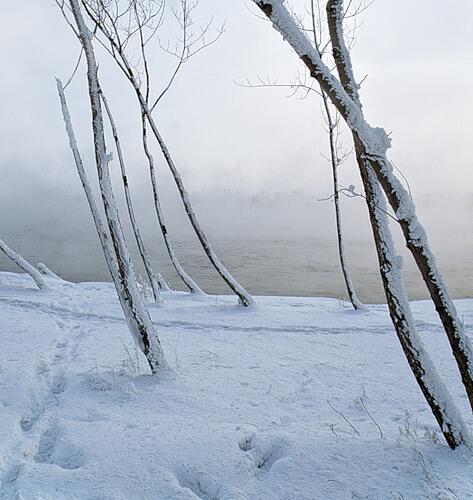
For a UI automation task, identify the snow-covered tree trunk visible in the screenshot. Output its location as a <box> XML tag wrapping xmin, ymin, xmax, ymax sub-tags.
<box><xmin>57</xmin><ymin>78</ymin><xmax>166</xmax><ymax>373</ymax></box>
<box><xmin>37</xmin><ymin>263</ymin><xmax>63</xmax><ymax>281</ymax></box>
<box><xmin>0</xmin><ymin>238</ymin><xmax>48</xmax><ymax>290</ymax></box>
<box><xmin>325</xmin><ymin>0</ymin><xmax>473</xmax><ymax>417</ymax></box>
<box><xmin>140</xmin><ymin>101</ymin><xmax>254</xmax><ymax>306</ymax></box>
<box><xmin>366</xmin><ymin>168</ymin><xmax>470</xmax><ymax>448</ymax></box>
<box><xmin>61</xmin><ymin>0</ymin><xmax>167</xmax><ymax>374</ymax></box>
<box><xmin>253</xmin><ymin>0</ymin><xmax>470</xmax><ymax>448</ymax></box>
<box><xmin>141</xmin><ymin>112</ymin><xmax>203</xmax><ymax>295</ymax></box>
<box><xmin>156</xmin><ymin>272</ymin><xmax>171</xmax><ymax>292</ymax></box>
<box><xmin>77</xmin><ymin>0</ymin><xmax>253</xmax><ymax>306</ymax></box>
<box><xmin>99</xmin><ymin>89</ymin><xmax>163</xmax><ymax>303</ymax></box>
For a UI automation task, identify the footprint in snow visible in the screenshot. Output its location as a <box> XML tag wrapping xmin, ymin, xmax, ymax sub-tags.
<box><xmin>0</xmin><ymin>464</ymin><xmax>22</xmax><ymax>499</ymax></box>
<box><xmin>51</xmin><ymin>373</ymin><xmax>66</xmax><ymax>395</ymax></box>
<box><xmin>54</xmin><ymin>351</ymin><xmax>65</xmax><ymax>362</ymax></box>
<box><xmin>34</xmin><ymin>424</ymin><xmax>86</xmax><ymax>470</ymax></box>
<box><xmin>238</xmin><ymin>432</ymin><xmax>255</xmax><ymax>452</ymax></box>
<box><xmin>20</xmin><ymin>396</ymin><xmax>43</xmax><ymax>432</ymax></box>
<box><xmin>238</xmin><ymin>433</ymin><xmax>292</xmax><ymax>479</ymax></box>
<box><xmin>175</xmin><ymin>466</ymin><xmax>247</xmax><ymax>500</ymax></box>
<box><xmin>35</xmin><ymin>360</ymin><xmax>49</xmax><ymax>375</ymax></box>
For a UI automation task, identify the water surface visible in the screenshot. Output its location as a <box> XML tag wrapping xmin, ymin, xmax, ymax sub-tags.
<box><xmin>1</xmin><ymin>235</ymin><xmax>471</xmax><ymax>304</ymax></box>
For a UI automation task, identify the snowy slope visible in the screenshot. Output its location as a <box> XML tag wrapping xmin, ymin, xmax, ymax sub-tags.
<box><xmin>1</xmin><ymin>271</ymin><xmax>473</xmax><ymax>499</ymax></box>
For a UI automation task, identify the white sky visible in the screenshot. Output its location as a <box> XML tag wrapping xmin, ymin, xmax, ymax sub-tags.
<box><xmin>0</xmin><ymin>0</ymin><xmax>472</xmax><ymax>241</ymax></box>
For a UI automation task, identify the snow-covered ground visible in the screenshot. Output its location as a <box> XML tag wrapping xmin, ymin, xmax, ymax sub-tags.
<box><xmin>1</xmin><ymin>271</ymin><xmax>473</xmax><ymax>499</ymax></box>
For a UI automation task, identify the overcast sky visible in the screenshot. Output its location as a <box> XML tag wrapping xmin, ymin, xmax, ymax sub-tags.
<box><xmin>0</xmin><ymin>0</ymin><xmax>472</xmax><ymax>243</ymax></box>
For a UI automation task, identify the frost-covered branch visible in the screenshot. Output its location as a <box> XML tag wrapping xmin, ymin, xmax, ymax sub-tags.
<box><xmin>0</xmin><ymin>238</ymin><xmax>48</xmax><ymax>290</ymax></box>
<box><xmin>37</xmin><ymin>263</ymin><xmax>64</xmax><ymax>281</ymax></box>
<box><xmin>242</xmin><ymin>0</ymin><xmax>362</xmax><ymax>310</ymax></box>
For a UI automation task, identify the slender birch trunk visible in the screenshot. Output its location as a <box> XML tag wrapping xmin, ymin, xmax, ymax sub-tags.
<box><xmin>61</xmin><ymin>0</ymin><xmax>167</xmax><ymax>373</ymax></box>
<box><xmin>0</xmin><ymin>238</ymin><xmax>48</xmax><ymax>290</ymax></box>
<box><xmin>253</xmin><ymin>0</ymin><xmax>470</xmax><ymax>448</ymax></box>
<box><xmin>141</xmin><ymin>112</ymin><xmax>203</xmax><ymax>295</ymax></box>
<box><xmin>308</xmin><ymin>0</ymin><xmax>362</xmax><ymax>310</ymax></box>
<box><xmin>322</xmin><ymin>91</ymin><xmax>364</xmax><ymax>310</ymax></box>
<box><xmin>99</xmin><ymin>89</ymin><xmax>163</xmax><ymax>303</ymax></box>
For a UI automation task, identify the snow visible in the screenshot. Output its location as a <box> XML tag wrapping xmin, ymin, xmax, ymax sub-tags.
<box><xmin>1</xmin><ymin>271</ymin><xmax>473</xmax><ymax>499</ymax></box>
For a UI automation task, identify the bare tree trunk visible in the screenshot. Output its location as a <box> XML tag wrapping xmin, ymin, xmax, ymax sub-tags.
<box><xmin>0</xmin><ymin>238</ymin><xmax>48</xmax><ymax>290</ymax></box>
<box><xmin>326</xmin><ymin>0</ymin><xmax>473</xmax><ymax>416</ymax></box>
<box><xmin>140</xmin><ymin>112</ymin><xmax>203</xmax><ymax>295</ymax></box>
<box><xmin>140</xmin><ymin>101</ymin><xmax>254</xmax><ymax>305</ymax></box>
<box><xmin>99</xmin><ymin>88</ymin><xmax>163</xmax><ymax>303</ymax></box>
<box><xmin>323</xmin><ymin>91</ymin><xmax>364</xmax><ymax>310</ymax></box>
<box><xmin>308</xmin><ymin>0</ymin><xmax>362</xmax><ymax>310</ymax></box>
<box><xmin>157</xmin><ymin>272</ymin><xmax>171</xmax><ymax>292</ymax></box>
<box><xmin>37</xmin><ymin>262</ymin><xmax>63</xmax><ymax>281</ymax></box>
<box><xmin>359</xmin><ymin>162</ymin><xmax>469</xmax><ymax>449</ymax></box>
<box><xmin>57</xmin><ymin>77</ymin><xmax>166</xmax><ymax>374</ymax></box>
<box><xmin>253</xmin><ymin>0</ymin><xmax>470</xmax><ymax>448</ymax></box>
<box><xmin>60</xmin><ymin>0</ymin><xmax>167</xmax><ymax>374</ymax></box>
<box><xmin>78</xmin><ymin>1</ymin><xmax>254</xmax><ymax>306</ymax></box>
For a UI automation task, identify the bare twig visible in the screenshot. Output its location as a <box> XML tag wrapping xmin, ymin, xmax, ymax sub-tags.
<box><xmin>327</xmin><ymin>399</ymin><xmax>360</xmax><ymax>436</ymax></box>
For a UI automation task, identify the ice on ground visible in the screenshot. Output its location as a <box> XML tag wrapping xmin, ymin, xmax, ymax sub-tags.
<box><xmin>1</xmin><ymin>271</ymin><xmax>473</xmax><ymax>499</ymax></box>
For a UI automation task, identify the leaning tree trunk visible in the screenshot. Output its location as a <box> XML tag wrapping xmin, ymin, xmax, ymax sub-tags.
<box><xmin>362</xmin><ymin>160</ymin><xmax>469</xmax><ymax>449</ymax></box>
<box><xmin>57</xmin><ymin>78</ymin><xmax>166</xmax><ymax>374</ymax></box>
<box><xmin>139</xmin><ymin>100</ymin><xmax>254</xmax><ymax>306</ymax></box>
<box><xmin>141</xmin><ymin>112</ymin><xmax>204</xmax><ymax>295</ymax></box>
<box><xmin>253</xmin><ymin>0</ymin><xmax>470</xmax><ymax>448</ymax></box>
<box><xmin>37</xmin><ymin>262</ymin><xmax>63</xmax><ymax>281</ymax></box>
<box><xmin>325</xmin><ymin>0</ymin><xmax>473</xmax><ymax>415</ymax></box>
<box><xmin>0</xmin><ymin>238</ymin><xmax>48</xmax><ymax>290</ymax></box>
<box><xmin>99</xmin><ymin>88</ymin><xmax>163</xmax><ymax>303</ymax></box>
<box><xmin>63</xmin><ymin>0</ymin><xmax>167</xmax><ymax>374</ymax></box>
<box><xmin>76</xmin><ymin>5</ymin><xmax>253</xmax><ymax>306</ymax></box>
<box><xmin>157</xmin><ymin>273</ymin><xmax>171</xmax><ymax>292</ymax></box>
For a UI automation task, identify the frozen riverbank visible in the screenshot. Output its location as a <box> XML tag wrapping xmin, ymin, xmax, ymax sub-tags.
<box><xmin>1</xmin><ymin>271</ymin><xmax>473</xmax><ymax>499</ymax></box>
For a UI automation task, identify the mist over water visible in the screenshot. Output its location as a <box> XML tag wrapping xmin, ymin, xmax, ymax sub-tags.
<box><xmin>1</xmin><ymin>0</ymin><xmax>473</xmax><ymax>306</ymax></box>
<box><xmin>1</xmin><ymin>189</ymin><xmax>471</xmax><ymax>304</ymax></box>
